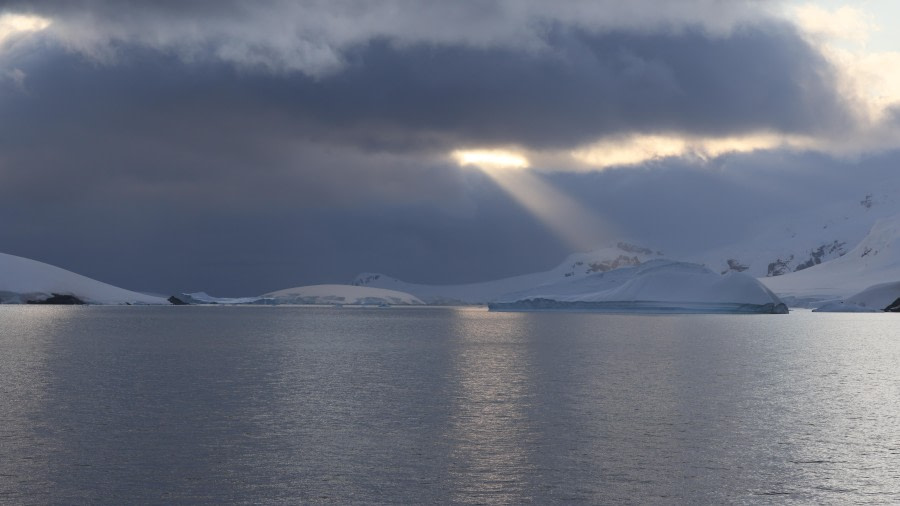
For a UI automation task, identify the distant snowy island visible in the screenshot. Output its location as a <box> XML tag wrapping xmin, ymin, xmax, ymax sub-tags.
<box><xmin>175</xmin><ymin>285</ymin><xmax>424</xmax><ymax>306</ymax></box>
<box><xmin>0</xmin><ymin>252</ymin><xmax>423</xmax><ymax>307</ymax></box>
<box><xmin>3</xmin><ymin>198</ymin><xmax>900</xmax><ymax>313</ymax></box>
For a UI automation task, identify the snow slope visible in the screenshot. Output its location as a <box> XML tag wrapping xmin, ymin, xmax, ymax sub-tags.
<box><xmin>261</xmin><ymin>284</ymin><xmax>424</xmax><ymax>305</ymax></box>
<box><xmin>761</xmin><ymin>214</ymin><xmax>900</xmax><ymax>303</ymax></box>
<box><xmin>490</xmin><ymin>259</ymin><xmax>787</xmax><ymax>313</ymax></box>
<box><xmin>697</xmin><ymin>188</ymin><xmax>900</xmax><ymax>278</ymax></box>
<box><xmin>353</xmin><ymin>242</ymin><xmax>662</xmax><ymax>304</ymax></box>
<box><xmin>812</xmin><ymin>281</ymin><xmax>900</xmax><ymax>312</ymax></box>
<box><xmin>0</xmin><ymin>252</ymin><xmax>167</xmax><ymax>304</ymax></box>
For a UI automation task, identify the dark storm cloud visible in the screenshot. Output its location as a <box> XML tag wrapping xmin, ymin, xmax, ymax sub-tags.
<box><xmin>297</xmin><ymin>25</ymin><xmax>850</xmax><ymax>149</ymax></box>
<box><xmin>1</xmin><ymin>13</ymin><xmax>854</xmax><ymax>208</ymax></box>
<box><xmin>3</xmin><ymin>18</ymin><xmax>854</xmax><ymax>157</ymax></box>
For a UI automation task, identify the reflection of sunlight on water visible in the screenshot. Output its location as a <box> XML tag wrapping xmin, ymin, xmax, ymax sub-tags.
<box><xmin>751</xmin><ymin>313</ymin><xmax>900</xmax><ymax>498</ymax></box>
<box><xmin>445</xmin><ymin>309</ymin><xmax>537</xmax><ymax>504</ymax></box>
<box><xmin>0</xmin><ymin>306</ymin><xmax>69</xmax><ymax>500</ymax></box>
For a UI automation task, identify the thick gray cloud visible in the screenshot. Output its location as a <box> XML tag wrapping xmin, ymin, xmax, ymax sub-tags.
<box><xmin>0</xmin><ymin>1</ymin><xmax>881</xmax><ymax>295</ymax></box>
<box><xmin>8</xmin><ymin>1</ymin><xmax>775</xmax><ymax>74</ymax></box>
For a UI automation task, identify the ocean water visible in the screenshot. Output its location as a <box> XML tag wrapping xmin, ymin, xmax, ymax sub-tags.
<box><xmin>0</xmin><ymin>305</ymin><xmax>898</xmax><ymax>504</ymax></box>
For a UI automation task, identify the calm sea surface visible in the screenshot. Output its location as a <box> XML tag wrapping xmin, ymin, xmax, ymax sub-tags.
<box><xmin>1</xmin><ymin>306</ymin><xmax>898</xmax><ymax>504</ymax></box>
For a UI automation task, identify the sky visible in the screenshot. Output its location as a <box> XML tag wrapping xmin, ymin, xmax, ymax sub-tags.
<box><xmin>2</xmin><ymin>0</ymin><xmax>900</xmax><ymax>296</ymax></box>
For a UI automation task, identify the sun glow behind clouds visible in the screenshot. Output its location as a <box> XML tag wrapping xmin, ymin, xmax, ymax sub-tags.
<box><xmin>790</xmin><ymin>2</ymin><xmax>900</xmax><ymax>124</ymax></box>
<box><xmin>571</xmin><ymin>133</ymin><xmax>810</xmax><ymax>169</ymax></box>
<box><xmin>0</xmin><ymin>13</ymin><xmax>52</xmax><ymax>46</ymax></box>
<box><xmin>452</xmin><ymin>149</ymin><xmax>530</xmax><ymax>171</ymax></box>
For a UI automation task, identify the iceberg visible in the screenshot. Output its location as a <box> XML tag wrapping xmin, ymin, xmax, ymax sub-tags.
<box><xmin>261</xmin><ymin>284</ymin><xmax>424</xmax><ymax>306</ymax></box>
<box><xmin>488</xmin><ymin>260</ymin><xmax>788</xmax><ymax>314</ymax></box>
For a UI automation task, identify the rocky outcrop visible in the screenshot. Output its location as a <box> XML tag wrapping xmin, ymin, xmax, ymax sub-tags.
<box><xmin>26</xmin><ymin>293</ymin><xmax>85</xmax><ymax>305</ymax></box>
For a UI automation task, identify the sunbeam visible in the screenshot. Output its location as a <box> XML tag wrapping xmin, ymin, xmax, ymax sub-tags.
<box><xmin>485</xmin><ymin>169</ymin><xmax>613</xmax><ymax>252</ymax></box>
<box><xmin>455</xmin><ymin>150</ymin><xmax>613</xmax><ymax>251</ymax></box>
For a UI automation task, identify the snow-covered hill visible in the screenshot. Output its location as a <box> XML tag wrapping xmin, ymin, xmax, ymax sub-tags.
<box><xmin>490</xmin><ymin>259</ymin><xmax>787</xmax><ymax>314</ymax></box>
<box><xmin>0</xmin><ymin>252</ymin><xmax>167</xmax><ymax>304</ymax></box>
<box><xmin>353</xmin><ymin>242</ymin><xmax>662</xmax><ymax>304</ymax></box>
<box><xmin>176</xmin><ymin>285</ymin><xmax>424</xmax><ymax>305</ymax></box>
<box><xmin>761</xmin><ymin>214</ymin><xmax>900</xmax><ymax>304</ymax></box>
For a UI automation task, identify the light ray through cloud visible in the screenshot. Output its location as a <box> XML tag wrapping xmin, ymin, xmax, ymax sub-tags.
<box><xmin>455</xmin><ymin>150</ymin><xmax>612</xmax><ymax>251</ymax></box>
<box><xmin>486</xmin><ymin>170</ymin><xmax>613</xmax><ymax>252</ymax></box>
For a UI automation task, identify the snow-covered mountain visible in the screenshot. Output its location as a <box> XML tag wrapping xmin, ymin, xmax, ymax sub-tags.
<box><xmin>0</xmin><ymin>252</ymin><xmax>167</xmax><ymax>305</ymax></box>
<box><xmin>761</xmin><ymin>214</ymin><xmax>900</xmax><ymax>304</ymax></box>
<box><xmin>696</xmin><ymin>188</ymin><xmax>900</xmax><ymax>278</ymax></box>
<box><xmin>352</xmin><ymin>195</ymin><xmax>900</xmax><ymax>309</ymax></box>
<box><xmin>353</xmin><ymin>242</ymin><xmax>663</xmax><ymax>304</ymax></box>
<box><xmin>490</xmin><ymin>259</ymin><xmax>787</xmax><ymax>314</ymax></box>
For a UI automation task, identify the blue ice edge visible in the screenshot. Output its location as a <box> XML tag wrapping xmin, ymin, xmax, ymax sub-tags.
<box><xmin>488</xmin><ymin>299</ymin><xmax>789</xmax><ymax>314</ymax></box>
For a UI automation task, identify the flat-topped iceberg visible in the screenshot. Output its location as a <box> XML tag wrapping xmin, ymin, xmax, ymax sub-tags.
<box><xmin>489</xmin><ymin>260</ymin><xmax>788</xmax><ymax>314</ymax></box>
<box><xmin>261</xmin><ymin>284</ymin><xmax>424</xmax><ymax>306</ymax></box>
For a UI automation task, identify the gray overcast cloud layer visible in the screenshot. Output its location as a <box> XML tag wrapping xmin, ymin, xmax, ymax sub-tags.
<box><xmin>0</xmin><ymin>1</ymin><xmax>890</xmax><ymax>295</ymax></box>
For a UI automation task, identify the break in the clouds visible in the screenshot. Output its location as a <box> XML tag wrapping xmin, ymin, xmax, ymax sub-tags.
<box><xmin>0</xmin><ymin>1</ymin><xmax>897</xmax><ymax>295</ymax></box>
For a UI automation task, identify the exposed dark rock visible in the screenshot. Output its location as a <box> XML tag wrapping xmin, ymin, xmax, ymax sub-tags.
<box><xmin>587</xmin><ymin>255</ymin><xmax>641</xmax><ymax>274</ymax></box>
<box><xmin>722</xmin><ymin>259</ymin><xmax>749</xmax><ymax>274</ymax></box>
<box><xmin>352</xmin><ymin>274</ymin><xmax>381</xmax><ymax>286</ymax></box>
<box><xmin>861</xmin><ymin>194</ymin><xmax>873</xmax><ymax>209</ymax></box>
<box><xmin>27</xmin><ymin>293</ymin><xmax>85</xmax><ymax>305</ymax></box>
<box><xmin>617</xmin><ymin>242</ymin><xmax>655</xmax><ymax>255</ymax></box>
<box><xmin>767</xmin><ymin>256</ymin><xmax>793</xmax><ymax>277</ymax></box>
<box><xmin>884</xmin><ymin>297</ymin><xmax>900</xmax><ymax>312</ymax></box>
<box><xmin>168</xmin><ymin>295</ymin><xmax>189</xmax><ymax>305</ymax></box>
<box><xmin>795</xmin><ymin>240</ymin><xmax>846</xmax><ymax>272</ymax></box>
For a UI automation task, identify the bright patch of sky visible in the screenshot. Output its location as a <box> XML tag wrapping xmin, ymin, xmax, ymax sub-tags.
<box><xmin>0</xmin><ymin>13</ymin><xmax>51</xmax><ymax>47</ymax></box>
<box><xmin>785</xmin><ymin>1</ymin><xmax>900</xmax><ymax>120</ymax></box>
<box><xmin>784</xmin><ymin>0</ymin><xmax>900</xmax><ymax>52</ymax></box>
